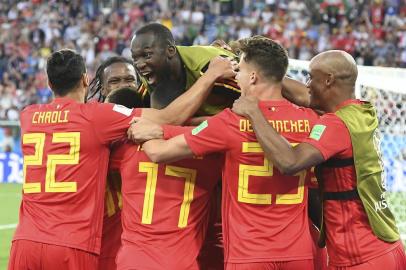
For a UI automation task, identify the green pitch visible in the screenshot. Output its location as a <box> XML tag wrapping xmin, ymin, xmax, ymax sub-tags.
<box><xmin>0</xmin><ymin>183</ymin><xmax>21</xmax><ymax>269</ymax></box>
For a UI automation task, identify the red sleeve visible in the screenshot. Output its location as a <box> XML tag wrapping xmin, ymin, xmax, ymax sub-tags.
<box><xmin>303</xmin><ymin>113</ymin><xmax>352</xmax><ymax>160</ymax></box>
<box><xmin>184</xmin><ymin>109</ymin><xmax>231</xmax><ymax>156</ymax></box>
<box><xmin>162</xmin><ymin>125</ymin><xmax>193</xmax><ymax>139</ymax></box>
<box><xmin>92</xmin><ymin>103</ymin><xmax>141</xmax><ymax>144</ymax></box>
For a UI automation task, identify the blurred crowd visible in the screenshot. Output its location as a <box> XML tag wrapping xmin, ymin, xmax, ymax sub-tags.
<box><xmin>0</xmin><ymin>0</ymin><xmax>406</xmax><ymax>123</ymax></box>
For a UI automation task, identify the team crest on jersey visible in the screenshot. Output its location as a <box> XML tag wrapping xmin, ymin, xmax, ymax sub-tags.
<box><xmin>309</xmin><ymin>124</ymin><xmax>326</xmax><ymax>141</ymax></box>
<box><xmin>192</xmin><ymin>120</ymin><xmax>208</xmax><ymax>135</ymax></box>
<box><xmin>113</xmin><ymin>104</ymin><xmax>133</xmax><ymax>116</ymax></box>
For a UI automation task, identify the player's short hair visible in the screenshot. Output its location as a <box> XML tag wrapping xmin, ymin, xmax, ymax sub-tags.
<box><xmin>106</xmin><ymin>88</ymin><xmax>144</xmax><ymax>109</ymax></box>
<box><xmin>135</xmin><ymin>23</ymin><xmax>175</xmax><ymax>46</ymax></box>
<box><xmin>87</xmin><ymin>56</ymin><xmax>135</xmax><ymax>102</ymax></box>
<box><xmin>46</xmin><ymin>49</ymin><xmax>86</xmax><ymax>96</ymax></box>
<box><xmin>233</xmin><ymin>36</ymin><xmax>288</xmax><ymax>82</ymax></box>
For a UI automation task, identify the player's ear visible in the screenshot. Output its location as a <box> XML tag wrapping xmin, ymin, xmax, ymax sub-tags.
<box><xmin>82</xmin><ymin>73</ymin><xmax>89</xmax><ymax>88</ymax></box>
<box><xmin>325</xmin><ymin>73</ymin><xmax>334</xmax><ymax>87</ymax></box>
<box><xmin>47</xmin><ymin>80</ymin><xmax>53</xmax><ymax>90</ymax></box>
<box><xmin>249</xmin><ymin>72</ymin><xmax>257</xmax><ymax>85</ymax></box>
<box><xmin>167</xmin><ymin>45</ymin><xmax>177</xmax><ymax>59</ymax></box>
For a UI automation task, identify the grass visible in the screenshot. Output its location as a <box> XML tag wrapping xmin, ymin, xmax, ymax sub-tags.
<box><xmin>0</xmin><ymin>184</ymin><xmax>404</xmax><ymax>269</ymax></box>
<box><xmin>0</xmin><ymin>183</ymin><xmax>21</xmax><ymax>269</ymax></box>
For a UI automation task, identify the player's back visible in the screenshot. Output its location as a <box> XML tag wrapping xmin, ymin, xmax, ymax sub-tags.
<box><xmin>214</xmin><ymin>100</ymin><xmax>318</xmax><ymax>263</ymax></box>
<box><xmin>15</xmin><ymin>98</ymin><xmax>134</xmax><ymax>254</ymax></box>
<box><xmin>110</xmin><ymin>143</ymin><xmax>222</xmax><ymax>270</ymax></box>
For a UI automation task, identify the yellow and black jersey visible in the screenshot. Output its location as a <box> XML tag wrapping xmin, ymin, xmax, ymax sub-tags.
<box><xmin>137</xmin><ymin>45</ymin><xmax>241</xmax><ymax>115</ymax></box>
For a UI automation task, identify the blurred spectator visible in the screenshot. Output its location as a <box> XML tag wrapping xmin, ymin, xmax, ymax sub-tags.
<box><xmin>0</xmin><ymin>127</ymin><xmax>15</xmax><ymax>152</ymax></box>
<box><xmin>0</xmin><ymin>0</ymin><xmax>405</xmax><ymax>122</ymax></box>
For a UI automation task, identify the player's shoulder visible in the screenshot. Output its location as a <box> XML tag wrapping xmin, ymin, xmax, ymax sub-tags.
<box><xmin>177</xmin><ymin>45</ymin><xmax>233</xmax><ymax>56</ymax></box>
<box><xmin>177</xmin><ymin>45</ymin><xmax>235</xmax><ymax>70</ymax></box>
<box><xmin>316</xmin><ymin>112</ymin><xmax>346</xmax><ymax>128</ymax></box>
<box><xmin>21</xmin><ymin>103</ymin><xmax>41</xmax><ymax>114</ymax></box>
<box><xmin>284</xmin><ymin>102</ymin><xmax>319</xmax><ymax>121</ymax></box>
<box><xmin>89</xmin><ymin>102</ymin><xmax>135</xmax><ymax>116</ymax></box>
<box><xmin>214</xmin><ymin>108</ymin><xmax>239</xmax><ymax>121</ymax></box>
<box><xmin>20</xmin><ymin>104</ymin><xmax>40</xmax><ymax>124</ymax></box>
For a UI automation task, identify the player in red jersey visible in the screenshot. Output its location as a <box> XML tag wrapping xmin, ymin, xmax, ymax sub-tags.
<box><xmin>96</xmin><ymin>55</ymin><xmax>234</xmax><ymax>270</ymax></box>
<box><xmin>8</xmin><ymin>50</ymin><xmax>234</xmax><ymax>270</ymax></box>
<box><xmin>108</xmin><ymin>123</ymin><xmax>223</xmax><ymax>269</ymax></box>
<box><xmin>8</xmin><ymin>49</ymin><xmax>141</xmax><ymax>270</ymax></box>
<box><xmin>133</xmin><ymin>36</ymin><xmax>319</xmax><ymax>270</ymax></box>
<box><xmin>104</xmin><ymin>62</ymin><xmax>237</xmax><ymax>269</ymax></box>
<box><xmin>88</xmin><ymin>57</ymin><xmax>141</xmax><ymax>270</ymax></box>
<box><xmin>231</xmin><ymin>50</ymin><xmax>406</xmax><ymax>270</ymax></box>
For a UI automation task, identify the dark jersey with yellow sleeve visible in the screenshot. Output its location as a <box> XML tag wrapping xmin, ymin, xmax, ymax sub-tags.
<box><xmin>137</xmin><ymin>45</ymin><xmax>240</xmax><ymax>115</ymax></box>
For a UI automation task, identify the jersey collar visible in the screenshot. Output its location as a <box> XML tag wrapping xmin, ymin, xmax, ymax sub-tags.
<box><xmin>52</xmin><ymin>97</ymin><xmax>79</xmax><ymax>104</ymax></box>
<box><xmin>335</xmin><ymin>99</ymin><xmax>362</xmax><ymax>112</ymax></box>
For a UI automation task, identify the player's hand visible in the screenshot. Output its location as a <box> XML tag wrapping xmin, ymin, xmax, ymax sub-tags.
<box><xmin>211</xmin><ymin>39</ymin><xmax>232</xmax><ymax>52</ymax></box>
<box><xmin>232</xmin><ymin>96</ymin><xmax>260</xmax><ymax>118</ymax></box>
<box><xmin>206</xmin><ymin>56</ymin><xmax>237</xmax><ymax>80</ymax></box>
<box><xmin>127</xmin><ymin>118</ymin><xmax>163</xmax><ymax>144</ymax></box>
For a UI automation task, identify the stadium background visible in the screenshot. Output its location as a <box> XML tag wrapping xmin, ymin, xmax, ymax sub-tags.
<box><xmin>0</xmin><ymin>0</ymin><xmax>405</xmax><ymax>268</ymax></box>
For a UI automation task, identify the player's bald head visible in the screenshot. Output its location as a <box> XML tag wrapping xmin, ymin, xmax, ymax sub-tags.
<box><xmin>310</xmin><ymin>50</ymin><xmax>358</xmax><ymax>87</ymax></box>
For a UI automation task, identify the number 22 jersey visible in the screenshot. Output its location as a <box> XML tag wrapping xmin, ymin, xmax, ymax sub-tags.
<box><xmin>15</xmin><ymin>97</ymin><xmax>139</xmax><ymax>254</ymax></box>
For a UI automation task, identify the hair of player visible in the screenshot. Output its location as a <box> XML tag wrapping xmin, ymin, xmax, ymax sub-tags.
<box><xmin>232</xmin><ymin>36</ymin><xmax>289</xmax><ymax>82</ymax></box>
<box><xmin>46</xmin><ymin>49</ymin><xmax>86</xmax><ymax>96</ymax></box>
<box><xmin>106</xmin><ymin>87</ymin><xmax>144</xmax><ymax>109</ymax></box>
<box><xmin>135</xmin><ymin>23</ymin><xmax>175</xmax><ymax>46</ymax></box>
<box><xmin>87</xmin><ymin>56</ymin><xmax>135</xmax><ymax>102</ymax></box>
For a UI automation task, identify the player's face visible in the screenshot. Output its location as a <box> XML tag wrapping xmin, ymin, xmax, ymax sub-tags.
<box><xmin>102</xmin><ymin>62</ymin><xmax>138</xmax><ymax>96</ymax></box>
<box><xmin>131</xmin><ymin>33</ymin><xmax>169</xmax><ymax>87</ymax></box>
<box><xmin>235</xmin><ymin>56</ymin><xmax>252</xmax><ymax>96</ymax></box>
<box><xmin>307</xmin><ymin>62</ymin><xmax>329</xmax><ymax>110</ymax></box>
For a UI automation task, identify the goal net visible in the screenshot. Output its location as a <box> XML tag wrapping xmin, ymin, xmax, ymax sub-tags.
<box><xmin>288</xmin><ymin>59</ymin><xmax>406</xmax><ymax>244</ymax></box>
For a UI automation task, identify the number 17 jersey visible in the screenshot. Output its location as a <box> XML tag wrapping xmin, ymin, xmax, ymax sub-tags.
<box><xmin>110</xmin><ymin>141</ymin><xmax>222</xmax><ymax>270</ymax></box>
<box><xmin>184</xmin><ymin>100</ymin><xmax>320</xmax><ymax>263</ymax></box>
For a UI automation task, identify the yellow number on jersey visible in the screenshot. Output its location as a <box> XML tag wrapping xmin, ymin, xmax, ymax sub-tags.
<box><xmin>238</xmin><ymin>142</ymin><xmax>305</xmax><ymax>205</ymax></box>
<box><xmin>140</xmin><ymin>162</ymin><xmax>197</xmax><ymax>228</ymax></box>
<box><xmin>23</xmin><ymin>133</ymin><xmax>45</xmax><ymax>193</ymax></box>
<box><xmin>22</xmin><ymin>132</ymin><xmax>80</xmax><ymax>193</ymax></box>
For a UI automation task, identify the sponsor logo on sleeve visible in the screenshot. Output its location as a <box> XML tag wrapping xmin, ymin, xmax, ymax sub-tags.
<box><xmin>309</xmin><ymin>124</ymin><xmax>326</xmax><ymax>141</ymax></box>
<box><xmin>113</xmin><ymin>104</ymin><xmax>133</xmax><ymax>116</ymax></box>
<box><xmin>192</xmin><ymin>120</ymin><xmax>208</xmax><ymax>135</ymax></box>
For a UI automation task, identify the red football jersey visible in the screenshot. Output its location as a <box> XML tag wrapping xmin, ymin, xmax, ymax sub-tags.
<box><xmin>184</xmin><ymin>100</ymin><xmax>319</xmax><ymax>263</ymax></box>
<box><xmin>303</xmin><ymin>99</ymin><xmax>400</xmax><ymax>267</ymax></box>
<box><xmin>15</xmin><ymin>97</ymin><xmax>140</xmax><ymax>254</ymax></box>
<box><xmin>110</xmin><ymin>138</ymin><xmax>222</xmax><ymax>269</ymax></box>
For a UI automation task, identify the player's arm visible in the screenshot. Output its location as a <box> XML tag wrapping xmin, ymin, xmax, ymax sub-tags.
<box><xmin>184</xmin><ymin>116</ymin><xmax>210</xmax><ymax>126</ymax></box>
<box><xmin>127</xmin><ymin>114</ymin><xmax>199</xmax><ymax>143</ymax></box>
<box><xmin>232</xmin><ymin>96</ymin><xmax>324</xmax><ymax>175</ymax></box>
<box><xmin>142</xmin><ymin>135</ymin><xmax>194</xmax><ymax>163</ymax></box>
<box><xmin>140</xmin><ymin>56</ymin><xmax>236</xmax><ymax>125</ymax></box>
<box><xmin>281</xmin><ymin>76</ymin><xmax>310</xmax><ymax>107</ymax></box>
<box><xmin>141</xmin><ymin>110</ymin><xmax>230</xmax><ymax>162</ymax></box>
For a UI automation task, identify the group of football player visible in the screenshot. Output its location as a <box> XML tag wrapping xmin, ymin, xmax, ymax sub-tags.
<box><xmin>8</xmin><ymin>23</ymin><xmax>406</xmax><ymax>270</ymax></box>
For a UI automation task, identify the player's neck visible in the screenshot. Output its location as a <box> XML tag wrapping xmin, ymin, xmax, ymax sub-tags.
<box><xmin>168</xmin><ymin>53</ymin><xmax>185</xmax><ymax>85</ymax></box>
<box><xmin>55</xmin><ymin>88</ymin><xmax>86</xmax><ymax>103</ymax></box>
<box><xmin>322</xmin><ymin>87</ymin><xmax>355</xmax><ymax>113</ymax></box>
<box><xmin>254</xmin><ymin>83</ymin><xmax>284</xmax><ymax>101</ymax></box>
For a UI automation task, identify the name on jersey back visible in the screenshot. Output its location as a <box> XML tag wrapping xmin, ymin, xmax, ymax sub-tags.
<box><xmin>239</xmin><ymin>119</ymin><xmax>310</xmax><ymax>133</ymax></box>
<box><xmin>32</xmin><ymin>110</ymin><xmax>70</xmax><ymax>124</ymax></box>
